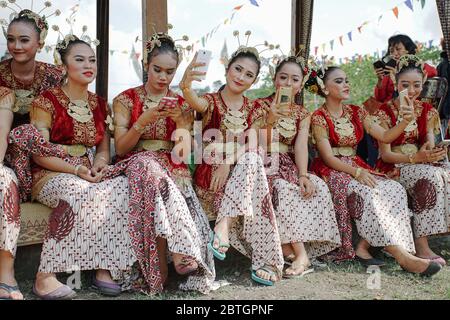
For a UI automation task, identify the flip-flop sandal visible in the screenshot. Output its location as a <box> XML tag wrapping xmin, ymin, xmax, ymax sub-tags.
<box><xmin>283</xmin><ymin>264</ymin><xmax>315</xmax><ymax>279</ymax></box>
<box><xmin>207</xmin><ymin>231</ymin><xmax>230</xmax><ymax>261</ymax></box>
<box><xmin>91</xmin><ymin>277</ymin><xmax>121</xmax><ymax>297</ymax></box>
<box><xmin>251</xmin><ymin>266</ymin><xmax>278</xmax><ymax>286</ymax></box>
<box><xmin>0</xmin><ymin>283</ymin><xmax>22</xmax><ymax>300</ymax></box>
<box><xmin>32</xmin><ymin>284</ymin><xmax>77</xmax><ymax>300</ymax></box>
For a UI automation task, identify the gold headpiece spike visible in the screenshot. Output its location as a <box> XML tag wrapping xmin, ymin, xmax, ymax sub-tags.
<box><xmin>244</xmin><ymin>30</ymin><xmax>251</xmax><ymax>47</ymax></box>
<box><xmin>233</xmin><ymin>30</ymin><xmax>241</xmax><ymax>47</ymax></box>
<box><xmin>259</xmin><ymin>43</ymin><xmax>275</xmax><ymax>55</ymax></box>
<box><xmin>38</xmin><ymin>1</ymin><xmax>52</xmax><ymax>14</ymax></box>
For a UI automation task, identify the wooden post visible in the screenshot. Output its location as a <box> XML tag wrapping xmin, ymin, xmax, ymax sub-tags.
<box><xmin>291</xmin><ymin>0</ymin><xmax>314</xmax><ymax>59</ymax></box>
<box><xmin>141</xmin><ymin>0</ymin><xmax>168</xmax><ymax>83</ymax></box>
<box><xmin>291</xmin><ymin>0</ymin><xmax>314</xmax><ymax>103</ymax></box>
<box><xmin>96</xmin><ymin>0</ymin><xmax>109</xmax><ymax>100</ymax></box>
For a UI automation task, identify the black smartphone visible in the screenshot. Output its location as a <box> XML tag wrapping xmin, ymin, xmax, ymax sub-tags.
<box><xmin>385</xmin><ymin>58</ymin><xmax>397</xmax><ymax>69</ymax></box>
<box><xmin>373</xmin><ymin>60</ymin><xmax>385</xmax><ymax>70</ymax></box>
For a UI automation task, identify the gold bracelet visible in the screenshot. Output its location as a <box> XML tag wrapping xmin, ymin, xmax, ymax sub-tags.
<box><xmin>354</xmin><ymin>168</ymin><xmax>362</xmax><ymax>179</ymax></box>
<box><xmin>408</xmin><ymin>154</ymin><xmax>415</xmax><ymax>164</ymax></box>
<box><xmin>74</xmin><ymin>165</ymin><xmax>82</xmax><ymax>176</ymax></box>
<box><xmin>97</xmin><ymin>156</ymin><xmax>109</xmax><ymax>163</ymax></box>
<box><xmin>133</xmin><ymin>122</ymin><xmax>146</xmax><ymax>135</ymax></box>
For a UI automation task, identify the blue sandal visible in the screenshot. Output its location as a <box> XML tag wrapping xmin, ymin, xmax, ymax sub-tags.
<box><xmin>251</xmin><ymin>267</ymin><xmax>278</xmax><ymax>286</ymax></box>
<box><xmin>0</xmin><ymin>283</ymin><xmax>22</xmax><ymax>300</ymax></box>
<box><xmin>207</xmin><ymin>231</ymin><xmax>230</xmax><ymax>261</ymax></box>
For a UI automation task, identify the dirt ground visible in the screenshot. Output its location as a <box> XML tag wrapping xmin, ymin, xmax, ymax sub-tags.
<box><xmin>17</xmin><ymin>236</ymin><xmax>450</xmax><ymax>301</ymax></box>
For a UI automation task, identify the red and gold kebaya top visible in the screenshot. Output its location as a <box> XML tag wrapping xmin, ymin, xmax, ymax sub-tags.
<box><xmin>310</xmin><ymin>104</ymin><xmax>373</xmax><ymax>179</ymax></box>
<box><xmin>374</xmin><ymin>99</ymin><xmax>440</xmax><ymax>175</ymax></box>
<box><xmin>193</xmin><ymin>92</ymin><xmax>265</xmax><ymax>191</ymax></box>
<box><xmin>254</xmin><ymin>95</ymin><xmax>311</xmax><ymax>147</ymax></box>
<box><xmin>113</xmin><ymin>85</ymin><xmax>193</xmax><ymax>180</ymax></box>
<box><xmin>0</xmin><ymin>59</ymin><xmax>63</xmax><ymax>128</ymax></box>
<box><xmin>30</xmin><ymin>87</ymin><xmax>109</xmax><ymax>193</ymax></box>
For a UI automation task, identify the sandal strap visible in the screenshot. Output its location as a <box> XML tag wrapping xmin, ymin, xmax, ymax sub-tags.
<box><xmin>212</xmin><ymin>232</ymin><xmax>230</xmax><ymax>248</ymax></box>
<box><xmin>257</xmin><ymin>266</ymin><xmax>277</xmax><ymax>276</ymax></box>
<box><xmin>0</xmin><ymin>283</ymin><xmax>19</xmax><ymax>293</ymax></box>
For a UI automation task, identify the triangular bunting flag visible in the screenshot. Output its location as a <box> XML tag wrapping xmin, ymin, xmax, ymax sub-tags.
<box><xmin>330</xmin><ymin>40</ymin><xmax>335</xmax><ymax>51</ymax></box>
<box><xmin>249</xmin><ymin>0</ymin><xmax>259</xmax><ymax>6</ymax></box>
<box><xmin>224</xmin><ymin>18</ymin><xmax>229</xmax><ymax>25</ymax></box>
<box><xmin>234</xmin><ymin>5</ymin><xmax>244</xmax><ymax>10</ymax></box>
<box><xmin>347</xmin><ymin>32</ymin><xmax>353</xmax><ymax>41</ymax></box>
<box><xmin>429</xmin><ymin>40</ymin><xmax>434</xmax><ymax>49</ymax></box>
<box><xmin>358</xmin><ymin>26</ymin><xmax>363</xmax><ymax>33</ymax></box>
<box><xmin>421</xmin><ymin>0</ymin><xmax>426</xmax><ymax>9</ymax></box>
<box><xmin>378</xmin><ymin>15</ymin><xmax>383</xmax><ymax>23</ymax></box>
<box><xmin>404</xmin><ymin>0</ymin><xmax>413</xmax><ymax>12</ymax></box>
<box><xmin>314</xmin><ymin>46</ymin><xmax>319</xmax><ymax>55</ymax></box>
<box><xmin>321</xmin><ymin>43</ymin><xmax>326</xmax><ymax>53</ymax></box>
<box><xmin>393</xmin><ymin>7</ymin><xmax>399</xmax><ymax>19</ymax></box>
<box><xmin>339</xmin><ymin>36</ymin><xmax>344</xmax><ymax>46</ymax></box>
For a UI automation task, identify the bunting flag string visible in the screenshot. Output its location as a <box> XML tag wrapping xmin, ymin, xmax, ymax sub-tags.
<box><xmin>191</xmin><ymin>0</ymin><xmax>261</xmax><ymax>49</ymax></box>
<box><xmin>312</xmin><ymin>0</ymin><xmax>428</xmax><ymax>56</ymax></box>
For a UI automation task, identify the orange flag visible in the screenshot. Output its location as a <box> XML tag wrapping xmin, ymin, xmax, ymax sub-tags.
<box><xmin>234</xmin><ymin>5</ymin><xmax>244</xmax><ymax>10</ymax></box>
<box><xmin>393</xmin><ymin>7</ymin><xmax>399</xmax><ymax>19</ymax></box>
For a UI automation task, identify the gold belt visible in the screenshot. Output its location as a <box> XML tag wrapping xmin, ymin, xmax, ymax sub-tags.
<box><xmin>135</xmin><ymin>139</ymin><xmax>174</xmax><ymax>152</ymax></box>
<box><xmin>392</xmin><ymin>144</ymin><xmax>419</xmax><ymax>155</ymax></box>
<box><xmin>207</xmin><ymin>142</ymin><xmax>241</xmax><ymax>156</ymax></box>
<box><xmin>268</xmin><ymin>142</ymin><xmax>290</xmax><ymax>154</ymax></box>
<box><xmin>59</xmin><ymin>144</ymin><xmax>88</xmax><ymax>157</ymax></box>
<box><xmin>332</xmin><ymin>147</ymin><xmax>357</xmax><ymax>157</ymax></box>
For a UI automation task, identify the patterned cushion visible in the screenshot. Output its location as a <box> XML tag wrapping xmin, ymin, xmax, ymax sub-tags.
<box><xmin>17</xmin><ymin>203</ymin><xmax>51</xmax><ymax>247</ymax></box>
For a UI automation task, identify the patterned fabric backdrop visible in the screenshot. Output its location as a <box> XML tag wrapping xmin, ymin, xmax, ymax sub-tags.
<box><xmin>436</xmin><ymin>0</ymin><xmax>450</xmax><ymax>56</ymax></box>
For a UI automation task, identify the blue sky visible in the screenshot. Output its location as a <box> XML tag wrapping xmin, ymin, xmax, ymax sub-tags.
<box><xmin>0</xmin><ymin>0</ymin><xmax>443</xmax><ymax>102</ymax></box>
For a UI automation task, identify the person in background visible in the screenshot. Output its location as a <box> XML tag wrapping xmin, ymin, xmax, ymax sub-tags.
<box><xmin>374</xmin><ymin>34</ymin><xmax>437</xmax><ymax>104</ymax></box>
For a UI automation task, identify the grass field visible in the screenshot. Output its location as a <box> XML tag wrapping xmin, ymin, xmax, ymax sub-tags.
<box><xmin>18</xmin><ymin>236</ymin><xmax>450</xmax><ymax>300</ymax></box>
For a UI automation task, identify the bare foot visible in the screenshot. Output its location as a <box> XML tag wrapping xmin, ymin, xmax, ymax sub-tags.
<box><xmin>355</xmin><ymin>239</ymin><xmax>373</xmax><ymax>259</ymax></box>
<box><xmin>34</xmin><ymin>273</ymin><xmax>66</xmax><ymax>296</ymax></box>
<box><xmin>415</xmin><ymin>237</ymin><xmax>446</xmax><ymax>265</ymax></box>
<box><xmin>255</xmin><ymin>266</ymin><xmax>279</xmax><ymax>283</ymax></box>
<box><xmin>285</xmin><ymin>256</ymin><xmax>312</xmax><ymax>277</ymax></box>
<box><xmin>0</xmin><ymin>280</ymin><xmax>23</xmax><ymax>300</ymax></box>
<box><xmin>212</xmin><ymin>219</ymin><xmax>231</xmax><ymax>255</ymax></box>
<box><xmin>172</xmin><ymin>253</ymin><xmax>198</xmax><ymax>276</ymax></box>
<box><xmin>0</xmin><ymin>251</ymin><xmax>22</xmax><ymax>300</ymax></box>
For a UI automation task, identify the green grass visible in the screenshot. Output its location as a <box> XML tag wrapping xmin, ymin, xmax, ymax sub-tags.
<box><xmin>18</xmin><ymin>236</ymin><xmax>450</xmax><ymax>300</ymax></box>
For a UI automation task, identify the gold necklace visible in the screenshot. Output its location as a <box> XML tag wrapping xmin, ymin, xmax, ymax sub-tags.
<box><xmin>10</xmin><ymin>61</ymin><xmax>37</xmax><ymax>115</ymax></box>
<box><xmin>62</xmin><ymin>88</ymin><xmax>93</xmax><ymax>123</ymax></box>
<box><xmin>325</xmin><ymin>104</ymin><xmax>353</xmax><ymax>137</ymax></box>
<box><xmin>143</xmin><ymin>86</ymin><xmax>168</xmax><ymax>111</ymax></box>
<box><xmin>220</xmin><ymin>93</ymin><xmax>248</xmax><ymax>134</ymax></box>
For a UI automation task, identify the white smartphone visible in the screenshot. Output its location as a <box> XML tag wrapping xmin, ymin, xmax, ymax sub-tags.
<box><xmin>194</xmin><ymin>50</ymin><xmax>212</xmax><ymax>80</ymax></box>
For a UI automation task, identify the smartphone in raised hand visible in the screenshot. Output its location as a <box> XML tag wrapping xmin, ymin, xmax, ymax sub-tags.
<box><xmin>194</xmin><ymin>50</ymin><xmax>212</xmax><ymax>80</ymax></box>
<box><xmin>275</xmin><ymin>86</ymin><xmax>293</xmax><ymax>115</ymax></box>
